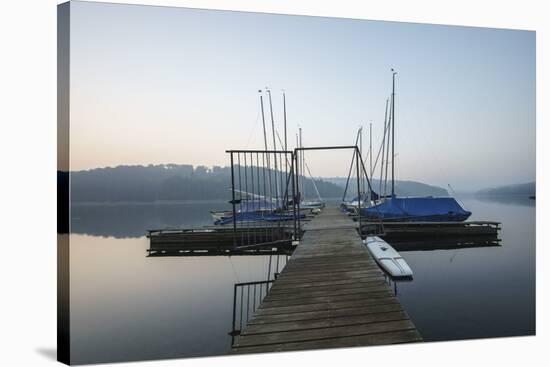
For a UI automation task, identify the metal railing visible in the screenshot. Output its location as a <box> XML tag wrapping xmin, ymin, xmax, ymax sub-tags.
<box><xmin>229</xmin><ymin>253</ymin><xmax>289</xmax><ymax>346</ymax></box>
<box><xmin>227</xmin><ymin>150</ymin><xmax>297</xmax><ymax>248</ymax></box>
<box><xmin>226</xmin><ymin>146</ymin><xmax>385</xmax><ymax>248</ymax></box>
<box><xmin>229</xmin><ymin>279</ymin><xmax>275</xmax><ymax>343</ymax></box>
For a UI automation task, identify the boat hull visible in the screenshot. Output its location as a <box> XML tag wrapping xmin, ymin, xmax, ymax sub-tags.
<box><xmin>365</xmin><ymin>236</ymin><xmax>413</xmax><ymax>278</ymax></box>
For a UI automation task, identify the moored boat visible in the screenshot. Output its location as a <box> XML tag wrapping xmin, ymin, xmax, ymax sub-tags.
<box><xmin>360</xmin><ymin>196</ymin><xmax>471</xmax><ymax>222</ymax></box>
<box><xmin>357</xmin><ymin>70</ymin><xmax>470</xmax><ymax>223</ymax></box>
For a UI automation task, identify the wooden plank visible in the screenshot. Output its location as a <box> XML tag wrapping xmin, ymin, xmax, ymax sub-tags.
<box><xmin>268</xmin><ymin>280</ymin><xmax>388</xmax><ymax>295</ymax></box>
<box><xmin>277</xmin><ymin>261</ymin><xmax>379</xmax><ymax>272</ymax></box>
<box><xmin>231</xmin><ymin>330</ymin><xmax>422</xmax><ymax>354</ymax></box>
<box><xmin>234</xmin><ymin>319</ymin><xmax>417</xmax><ymax>347</ymax></box>
<box><xmin>242</xmin><ymin>311</ymin><xmax>409</xmax><ymax>335</ymax></box>
<box><xmin>259</xmin><ymin>290</ymin><xmax>394</xmax><ymax>308</ymax></box>
<box><xmin>282</xmin><ymin>258</ymin><xmax>376</xmax><ymax>269</ymax></box>
<box><xmin>275</xmin><ymin>264</ymin><xmax>382</xmax><ymax>277</ymax></box>
<box><xmin>273</xmin><ymin>270</ymin><xmax>386</xmax><ymax>283</ymax></box>
<box><xmin>231</xmin><ymin>206</ymin><xmax>421</xmax><ymax>353</ymax></box>
<box><xmin>269</xmin><ymin>277</ymin><xmax>387</xmax><ymax>290</ymax></box>
<box><xmin>247</xmin><ymin>303</ymin><xmax>404</xmax><ymax>325</ymax></box>
<box><xmin>254</xmin><ymin>297</ymin><xmax>400</xmax><ymax>316</ymax></box>
<box><xmin>263</xmin><ymin>284</ymin><xmax>393</xmax><ymax>302</ymax></box>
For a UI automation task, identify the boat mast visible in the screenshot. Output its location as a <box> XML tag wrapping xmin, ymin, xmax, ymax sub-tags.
<box><xmin>369</xmin><ymin>122</ymin><xmax>373</xmax><ymax>180</ymax></box>
<box><xmin>384</xmin><ymin>95</ymin><xmax>392</xmax><ymax>198</ymax></box>
<box><xmin>259</xmin><ymin>90</ymin><xmax>268</xmax><ymax>151</ymax></box>
<box><xmin>391</xmin><ymin>69</ymin><xmax>397</xmax><ymax>197</ymax></box>
<box><xmin>266</xmin><ymin>88</ymin><xmax>279</xmax><ymax>200</ymax></box>
<box><xmin>296</xmin><ymin>132</ymin><xmax>302</xmax><ymax>201</ymax></box>
<box><xmin>299</xmin><ymin>127</ymin><xmax>304</xmax><ymax>200</ymax></box>
<box><xmin>283</xmin><ymin>91</ymin><xmax>287</xmax><ymax>152</ymax></box>
<box><xmin>359</xmin><ymin>126</ymin><xmax>364</xmax><ymax>197</ymax></box>
<box><xmin>369</xmin><ymin>121</ymin><xmax>372</xmax><ymax>203</ymax></box>
<box><xmin>282</xmin><ymin>91</ymin><xmax>288</xmax><ymax>202</ymax></box>
<box><xmin>260</xmin><ymin>89</ymin><xmax>273</xmax><ymax>209</ymax></box>
<box><xmin>380</xmin><ymin>99</ymin><xmax>389</xmax><ymax>196</ymax></box>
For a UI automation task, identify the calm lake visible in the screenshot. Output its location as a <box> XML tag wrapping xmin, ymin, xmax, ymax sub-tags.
<box><xmin>69</xmin><ymin>197</ymin><xmax>535</xmax><ymax>364</ymax></box>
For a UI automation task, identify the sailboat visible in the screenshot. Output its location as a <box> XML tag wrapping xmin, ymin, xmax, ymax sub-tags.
<box><xmin>360</xmin><ymin>70</ymin><xmax>471</xmax><ymax>222</ymax></box>
<box><xmin>210</xmin><ymin>190</ymin><xmax>280</xmax><ymax>222</ymax></box>
<box><xmin>210</xmin><ymin>189</ymin><xmax>308</xmax><ymax>225</ymax></box>
<box><xmin>340</xmin><ymin>126</ymin><xmax>379</xmax><ymax>214</ymax></box>
<box><xmin>212</xmin><ymin>89</ymin><xmax>313</xmax><ymax>225</ymax></box>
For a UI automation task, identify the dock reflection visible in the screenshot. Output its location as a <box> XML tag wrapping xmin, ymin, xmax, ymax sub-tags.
<box><xmin>228</xmin><ymin>253</ymin><xmax>288</xmax><ymax>346</ymax></box>
<box><xmin>388</xmin><ymin>235</ymin><xmax>501</xmax><ymax>252</ymax></box>
<box><xmin>146</xmin><ymin>246</ymin><xmax>293</xmax><ymax>257</ymax></box>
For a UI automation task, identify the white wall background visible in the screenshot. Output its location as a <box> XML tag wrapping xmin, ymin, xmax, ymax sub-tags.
<box><xmin>0</xmin><ymin>0</ymin><xmax>547</xmax><ymax>366</ymax></box>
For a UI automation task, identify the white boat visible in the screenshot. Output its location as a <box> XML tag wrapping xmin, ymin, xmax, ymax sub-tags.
<box><xmin>210</xmin><ymin>210</ymin><xmax>232</xmax><ymax>222</ymax></box>
<box><xmin>365</xmin><ymin>236</ymin><xmax>413</xmax><ymax>278</ymax></box>
<box><xmin>300</xmin><ymin>201</ymin><xmax>325</xmax><ymax>209</ymax></box>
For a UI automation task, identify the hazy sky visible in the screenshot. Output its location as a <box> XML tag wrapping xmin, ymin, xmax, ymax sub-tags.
<box><xmin>69</xmin><ymin>1</ymin><xmax>535</xmax><ymax>190</ymax></box>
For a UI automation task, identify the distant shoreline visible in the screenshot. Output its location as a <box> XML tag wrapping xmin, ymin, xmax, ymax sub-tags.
<box><xmin>71</xmin><ymin>199</ymin><xmax>230</xmax><ymax>206</ymax></box>
<box><xmin>70</xmin><ymin>197</ymin><xmax>346</xmax><ymax>206</ymax></box>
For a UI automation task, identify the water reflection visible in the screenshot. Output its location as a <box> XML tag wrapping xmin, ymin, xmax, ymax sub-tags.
<box><xmin>473</xmin><ymin>195</ymin><xmax>535</xmax><ymax>207</ymax></box>
<box><xmin>228</xmin><ymin>253</ymin><xmax>290</xmax><ymax>346</ymax></box>
<box><xmin>391</xmin><ymin>197</ymin><xmax>535</xmax><ymax>341</ymax></box>
<box><xmin>390</xmin><ymin>236</ymin><xmax>501</xmax><ymax>252</ymax></box>
<box><xmin>69</xmin><ymin>197</ymin><xmax>535</xmax><ymax>363</ymax></box>
<box><xmin>71</xmin><ymin>201</ymin><xmax>228</xmax><ymax>238</ymax></box>
<box><xmin>383</xmin><ymin>274</ymin><xmax>414</xmax><ymax>296</ymax></box>
<box><xmin>70</xmin><ymin>233</ymin><xmax>287</xmax><ymax>364</ymax></box>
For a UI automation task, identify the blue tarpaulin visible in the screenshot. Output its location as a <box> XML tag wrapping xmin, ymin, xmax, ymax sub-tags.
<box><xmin>360</xmin><ymin>196</ymin><xmax>471</xmax><ymax>222</ymax></box>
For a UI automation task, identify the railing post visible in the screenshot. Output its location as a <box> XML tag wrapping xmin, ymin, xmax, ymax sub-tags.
<box><xmin>355</xmin><ymin>147</ymin><xmax>362</xmax><ymax>232</ymax></box>
<box><xmin>295</xmin><ymin>150</ymin><xmax>301</xmax><ymax>238</ymax></box>
<box><xmin>230</xmin><ymin>152</ymin><xmax>237</xmax><ymax>246</ymax></box>
<box><xmin>231</xmin><ymin>283</ymin><xmax>237</xmax><ymax>341</ymax></box>
<box><xmin>291</xmin><ymin>152</ymin><xmax>297</xmax><ymax>240</ymax></box>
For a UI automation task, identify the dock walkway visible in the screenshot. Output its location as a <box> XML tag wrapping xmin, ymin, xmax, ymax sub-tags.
<box><xmin>231</xmin><ymin>206</ymin><xmax>422</xmax><ymax>354</ymax></box>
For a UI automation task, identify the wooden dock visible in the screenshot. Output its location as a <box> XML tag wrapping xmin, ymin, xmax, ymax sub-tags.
<box><xmin>231</xmin><ymin>206</ymin><xmax>422</xmax><ymax>354</ymax></box>
<box><xmin>146</xmin><ymin>226</ymin><xmax>297</xmax><ymax>256</ymax></box>
<box><xmin>360</xmin><ymin>220</ymin><xmax>500</xmax><ymax>239</ymax></box>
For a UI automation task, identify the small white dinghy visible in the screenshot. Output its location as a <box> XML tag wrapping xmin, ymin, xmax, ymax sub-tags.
<box><xmin>365</xmin><ymin>236</ymin><xmax>413</xmax><ymax>278</ymax></box>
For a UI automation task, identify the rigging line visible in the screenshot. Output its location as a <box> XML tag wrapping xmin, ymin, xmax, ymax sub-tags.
<box><xmin>304</xmin><ymin>162</ymin><xmax>323</xmax><ymax>202</ymax></box>
<box><xmin>357</xmin><ymin>149</ymin><xmax>385</xmax><ymax>235</ymax></box>
<box><xmin>244</xmin><ymin>104</ymin><xmax>262</xmax><ymax>149</ymax></box>
<box><xmin>228</xmin><ymin>256</ymin><xmax>240</xmax><ymax>283</ymax></box>
<box><xmin>342</xmin><ymin>150</ymin><xmax>356</xmax><ymax>202</ymax></box>
<box><xmin>275</xmin><ymin>130</ymin><xmax>292</xmax><ymax>166</ymax></box>
<box><xmin>343</xmin><ymin>127</ymin><xmax>363</xmax><ymax>201</ymax></box>
<box><xmin>275</xmin><ymin>133</ymin><xmax>295</xmax><ymax>209</ymax></box>
<box><xmin>380</xmin><ymin>99</ymin><xmax>390</xmax><ymax>195</ymax></box>
<box><xmin>275</xmin><ymin>129</ymin><xmax>295</xmax><ymax>205</ymax></box>
<box><xmin>370</xmin><ymin>115</ymin><xmax>392</xmax><ymax>180</ymax></box>
<box><xmin>384</xmin><ymin>95</ymin><xmax>393</xmax><ymax>197</ymax></box>
<box><xmin>448</xmin><ymin>183</ymin><xmax>469</xmax><ymax>211</ymax></box>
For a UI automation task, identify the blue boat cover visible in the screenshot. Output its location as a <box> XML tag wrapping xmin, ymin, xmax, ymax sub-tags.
<box><xmin>360</xmin><ymin>197</ymin><xmax>471</xmax><ymax>222</ymax></box>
